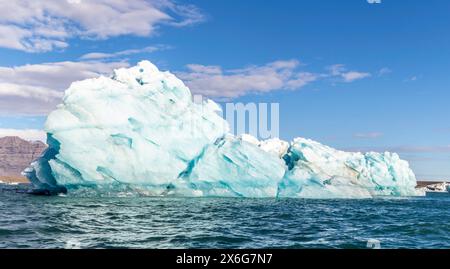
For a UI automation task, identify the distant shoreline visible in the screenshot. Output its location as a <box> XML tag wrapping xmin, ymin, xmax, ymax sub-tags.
<box><xmin>416</xmin><ymin>180</ymin><xmax>448</xmax><ymax>188</ymax></box>
<box><xmin>0</xmin><ymin>176</ymin><xmax>30</xmax><ymax>184</ymax></box>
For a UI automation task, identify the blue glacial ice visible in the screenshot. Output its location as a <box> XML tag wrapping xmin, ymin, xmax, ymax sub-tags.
<box><xmin>24</xmin><ymin>61</ymin><xmax>419</xmax><ymax>198</ymax></box>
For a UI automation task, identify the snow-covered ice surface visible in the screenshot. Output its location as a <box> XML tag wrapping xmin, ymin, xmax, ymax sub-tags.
<box><xmin>24</xmin><ymin>61</ymin><xmax>419</xmax><ymax>198</ymax></box>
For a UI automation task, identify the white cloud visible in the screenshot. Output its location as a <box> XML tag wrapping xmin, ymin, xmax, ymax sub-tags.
<box><xmin>80</xmin><ymin>45</ymin><xmax>170</xmax><ymax>60</ymax></box>
<box><xmin>0</xmin><ymin>83</ymin><xmax>62</xmax><ymax>102</ymax></box>
<box><xmin>327</xmin><ymin>64</ymin><xmax>371</xmax><ymax>82</ymax></box>
<box><xmin>177</xmin><ymin>61</ymin><xmax>373</xmax><ymax>98</ymax></box>
<box><xmin>378</xmin><ymin>67</ymin><xmax>392</xmax><ymax>76</ymax></box>
<box><xmin>177</xmin><ymin>60</ymin><xmax>319</xmax><ymax>98</ymax></box>
<box><xmin>328</xmin><ymin>64</ymin><xmax>346</xmax><ymax>76</ymax></box>
<box><xmin>0</xmin><ymin>129</ymin><xmax>46</xmax><ymax>142</ymax></box>
<box><xmin>0</xmin><ymin>0</ymin><xmax>204</xmax><ymax>52</ymax></box>
<box><xmin>286</xmin><ymin>72</ymin><xmax>319</xmax><ymax>89</ymax></box>
<box><xmin>0</xmin><ymin>25</ymin><xmax>32</xmax><ymax>51</ymax></box>
<box><xmin>185</xmin><ymin>64</ymin><xmax>222</xmax><ymax>75</ymax></box>
<box><xmin>0</xmin><ymin>61</ymin><xmax>129</xmax><ymax>115</ymax></box>
<box><xmin>403</xmin><ymin>75</ymin><xmax>421</xmax><ymax>82</ymax></box>
<box><xmin>341</xmin><ymin>71</ymin><xmax>371</xmax><ymax>82</ymax></box>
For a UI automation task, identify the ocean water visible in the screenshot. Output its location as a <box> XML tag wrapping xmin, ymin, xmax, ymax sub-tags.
<box><xmin>0</xmin><ymin>184</ymin><xmax>449</xmax><ymax>249</ymax></box>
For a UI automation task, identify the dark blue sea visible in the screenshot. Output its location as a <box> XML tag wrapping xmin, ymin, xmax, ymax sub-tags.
<box><xmin>0</xmin><ymin>183</ymin><xmax>449</xmax><ymax>249</ymax></box>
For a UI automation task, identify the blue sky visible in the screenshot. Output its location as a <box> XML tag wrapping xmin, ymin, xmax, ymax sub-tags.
<box><xmin>0</xmin><ymin>0</ymin><xmax>449</xmax><ymax>179</ymax></box>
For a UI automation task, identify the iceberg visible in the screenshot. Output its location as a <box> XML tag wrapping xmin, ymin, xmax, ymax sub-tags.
<box><xmin>24</xmin><ymin>60</ymin><xmax>418</xmax><ymax>198</ymax></box>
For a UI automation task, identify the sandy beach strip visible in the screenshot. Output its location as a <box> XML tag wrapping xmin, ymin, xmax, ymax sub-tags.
<box><xmin>0</xmin><ymin>176</ymin><xmax>30</xmax><ymax>184</ymax></box>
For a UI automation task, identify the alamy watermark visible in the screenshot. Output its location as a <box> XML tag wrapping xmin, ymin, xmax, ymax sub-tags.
<box><xmin>192</xmin><ymin>94</ymin><xmax>280</xmax><ymax>140</ymax></box>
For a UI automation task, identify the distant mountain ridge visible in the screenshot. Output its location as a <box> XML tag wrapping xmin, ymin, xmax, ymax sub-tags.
<box><xmin>0</xmin><ymin>136</ymin><xmax>47</xmax><ymax>181</ymax></box>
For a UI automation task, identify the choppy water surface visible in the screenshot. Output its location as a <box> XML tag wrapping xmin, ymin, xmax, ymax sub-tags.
<box><xmin>0</xmin><ymin>184</ymin><xmax>448</xmax><ymax>249</ymax></box>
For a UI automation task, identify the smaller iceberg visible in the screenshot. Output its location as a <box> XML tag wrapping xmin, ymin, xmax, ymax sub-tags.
<box><xmin>24</xmin><ymin>60</ymin><xmax>419</xmax><ymax>198</ymax></box>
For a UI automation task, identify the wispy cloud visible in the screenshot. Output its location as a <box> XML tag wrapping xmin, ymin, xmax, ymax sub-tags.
<box><xmin>0</xmin><ymin>61</ymin><xmax>129</xmax><ymax>115</ymax></box>
<box><xmin>180</xmin><ymin>59</ymin><xmax>371</xmax><ymax>99</ymax></box>
<box><xmin>353</xmin><ymin>132</ymin><xmax>384</xmax><ymax>139</ymax></box>
<box><xmin>378</xmin><ymin>67</ymin><xmax>392</xmax><ymax>76</ymax></box>
<box><xmin>0</xmin><ymin>128</ymin><xmax>46</xmax><ymax>142</ymax></box>
<box><xmin>341</xmin><ymin>71</ymin><xmax>371</xmax><ymax>82</ymax></box>
<box><xmin>0</xmin><ymin>58</ymin><xmax>377</xmax><ymax>114</ymax></box>
<box><xmin>0</xmin><ymin>0</ymin><xmax>204</xmax><ymax>52</ymax></box>
<box><xmin>327</xmin><ymin>64</ymin><xmax>371</xmax><ymax>82</ymax></box>
<box><xmin>328</xmin><ymin>64</ymin><xmax>346</xmax><ymax>76</ymax></box>
<box><xmin>0</xmin><ymin>83</ymin><xmax>62</xmax><ymax>102</ymax></box>
<box><xmin>403</xmin><ymin>74</ymin><xmax>423</xmax><ymax>82</ymax></box>
<box><xmin>176</xmin><ymin>60</ymin><xmax>319</xmax><ymax>98</ymax></box>
<box><xmin>80</xmin><ymin>45</ymin><xmax>171</xmax><ymax>60</ymax></box>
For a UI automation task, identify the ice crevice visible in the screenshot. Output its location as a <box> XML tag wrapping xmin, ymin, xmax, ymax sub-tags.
<box><xmin>24</xmin><ymin>61</ymin><xmax>419</xmax><ymax>198</ymax></box>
